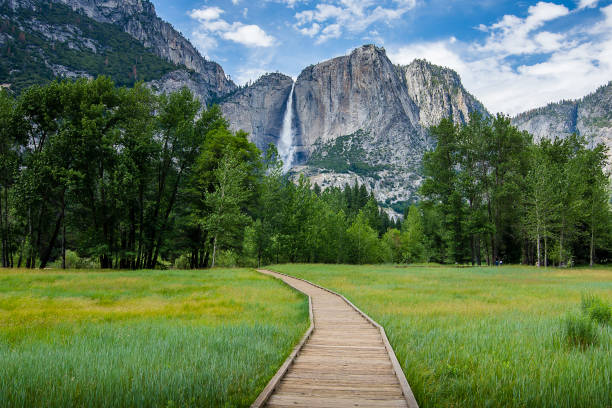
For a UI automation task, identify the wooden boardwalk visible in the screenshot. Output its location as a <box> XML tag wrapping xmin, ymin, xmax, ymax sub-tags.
<box><xmin>252</xmin><ymin>269</ymin><xmax>418</xmax><ymax>408</ymax></box>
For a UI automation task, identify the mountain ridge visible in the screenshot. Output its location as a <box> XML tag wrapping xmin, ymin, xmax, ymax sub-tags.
<box><xmin>0</xmin><ymin>0</ymin><xmax>236</xmax><ymax>102</ymax></box>
<box><xmin>512</xmin><ymin>81</ymin><xmax>612</xmax><ymax>161</ymax></box>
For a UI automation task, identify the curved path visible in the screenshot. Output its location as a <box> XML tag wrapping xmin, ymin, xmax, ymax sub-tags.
<box><xmin>252</xmin><ymin>269</ymin><xmax>418</xmax><ymax>408</ymax></box>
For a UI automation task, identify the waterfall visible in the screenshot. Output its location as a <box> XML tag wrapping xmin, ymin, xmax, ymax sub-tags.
<box><xmin>278</xmin><ymin>82</ymin><xmax>296</xmax><ymax>172</ymax></box>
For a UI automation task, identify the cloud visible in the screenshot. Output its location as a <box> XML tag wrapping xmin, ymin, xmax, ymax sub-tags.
<box><xmin>294</xmin><ymin>0</ymin><xmax>417</xmax><ymax>43</ymax></box>
<box><xmin>316</xmin><ymin>24</ymin><xmax>342</xmax><ymax>44</ymax></box>
<box><xmin>578</xmin><ymin>0</ymin><xmax>598</xmax><ymax>9</ymax></box>
<box><xmin>476</xmin><ymin>2</ymin><xmax>570</xmax><ymax>55</ymax></box>
<box><xmin>234</xmin><ymin>67</ymin><xmax>269</xmax><ymax>85</ymax></box>
<box><xmin>388</xmin><ymin>3</ymin><xmax>612</xmax><ymax>115</ymax></box>
<box><xmin>299</xmin><ymin>23</ymin><xmax>321</xmax><ymax>37</ymax></box>
<box><xmin>190</xmin><ymin>6</ymin><xmax>224</xmax><ymax>21</ymax></box>
<box><xmin>189</xmin><ymin>6</ymin><xmax>276</xmax><ymax>53</ymax></box>
<box><xmin>222</xmin><ymin>24</ymin><xmax>276</xmax><ymax>47</ymax></box>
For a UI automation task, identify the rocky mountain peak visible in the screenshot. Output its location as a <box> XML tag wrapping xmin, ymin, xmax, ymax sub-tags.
<box><xmin>512</xmin><ymin>81</ymin><xmax>612</xmax><ymax>162</ymax></box>
<box><xmin>51</xmin><ymin>0</ymin><xmax>236</xmax><ymax>99</ymax></box>
<box><xmin>400</xmin><ymin>58</ymin><xmax>487</xmax><ymax>128</ymax></box>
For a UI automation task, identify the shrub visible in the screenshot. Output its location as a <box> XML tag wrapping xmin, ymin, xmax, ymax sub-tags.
<box><xmin>581</xmin><ymin>293</ymin><xmax>611</xmax><ymax>325</ymax></box>
<box><xmin>174</xmin><ymin>254</ymin><xmax>191</xmax><ymax>270</ymax></box>
<box><xmin>59</xmin><ymin>250</ymin><xmax>99</xmax><ymax>269</ymax></box>
<box><xmin>563</xmin><ymin>313</ymin><xmax>598</xmax><ymax>348</ymax></box>
<box><xmin>215</xmin><ymin>250</ymin><xmax>238</xmax><ymax>268</ymax></box>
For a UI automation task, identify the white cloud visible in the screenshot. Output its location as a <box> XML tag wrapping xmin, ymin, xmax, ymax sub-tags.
<box><xmin>222</xmin><ymin>24</ymin><xmax>276</xmax><ymax>47</ymax></box>
<box><xmin>299</xmin><ymin>23</ymin><xmax>321</xmax><ymax>37</ymax></box>
<box><xmin>234</xmin><ymin>67</ymin><xmax>269</xmax><ymax>85</ymax></box>
<box><xmin>578</xmin><ymin>0</ymin><xmax>598</xmax><ymax>9</ymax></box>
<box><xmin>476</xmin><ymin>2</ymin><xmax>570</xmax><ymax>55</ymax></box>
<box><xmin>189</xmin><ymin>6</ymin><xmax>276</xmax><ymax>52</ymax></box>
<box><xmin>294</xmin><ymin>0</ymin><xmax>417</xmax><ymax>43</ymax></box>
<box><xmin>316</xmin><ymin>24</ymin><xmax>342</xmax><ymax>44</ymax></box>
<box><xmin>388</xmin><ymin>3</ymin><xmax>612</xmax><ymax>115</ymax></box>
<box><xmin>189</xmin><ymin>7</ymin><xmax>224</xmax><ymax>22</ymax></box>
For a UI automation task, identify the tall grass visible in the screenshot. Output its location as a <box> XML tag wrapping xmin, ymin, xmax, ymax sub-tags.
<box><xmin>0</xmin><ymin>268</ymin><xmax>309</xmax><ymax>407</ymax></box>
<box><xmin>272</xmin><ymin>264</ymin><xmax>612</xmax><ymax>408</ymax></box>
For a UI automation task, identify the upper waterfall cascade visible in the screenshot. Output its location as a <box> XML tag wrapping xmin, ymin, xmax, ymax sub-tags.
<box><xmin>278</xmin><ymin>82</ymin><xmax>296</xmax><ymax>172</ymax></box>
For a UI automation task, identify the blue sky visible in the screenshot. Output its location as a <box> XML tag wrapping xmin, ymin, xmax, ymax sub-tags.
<box><xmin>151</xmin><ymin>0</ymin><xmax>612</xmax><ymax>115</ymax></box>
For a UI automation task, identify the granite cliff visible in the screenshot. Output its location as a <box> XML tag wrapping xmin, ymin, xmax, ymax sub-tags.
<box><xmin>222</xmin><ymin>45</ymin><xmax>487</xmax><ymax>211</ymax></box>
<box><xmin>513</xmin><ymin>82</ymin><xmax>612</xmax><ymax>161</ymax></box>
<box><xmin>0</xmin><ymin>0</ymin><xmax>235</xmax><ymax>101</ymax></box>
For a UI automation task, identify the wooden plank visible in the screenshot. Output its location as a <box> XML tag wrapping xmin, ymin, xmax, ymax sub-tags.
<box><xmin>267</xmin><ymin>395</ymin><xmax>408</xmax><ymax>408</ymax></box>
<box><xmin>250</xmin><ymin>282</ymin><xmax>314</xmax><ymax>408</ymax></box>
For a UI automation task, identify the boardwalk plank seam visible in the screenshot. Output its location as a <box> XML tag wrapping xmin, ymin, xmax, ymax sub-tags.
<box><xmin>251</xmin><ymin>268</ymin><xmax>419</xmax><ymax>408</ymax></box>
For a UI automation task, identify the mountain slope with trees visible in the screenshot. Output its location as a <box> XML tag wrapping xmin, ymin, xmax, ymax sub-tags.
<box><xmin>0</xmin><ymin>0</ymin><xmax>236</xmax><ymax>102</ymax></box>
<box><xmin>513</xmin><ymin>82</ymin><xmax>612</xmax><ymax>163</ymax></box>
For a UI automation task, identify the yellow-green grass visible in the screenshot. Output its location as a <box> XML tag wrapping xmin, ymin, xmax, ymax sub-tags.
<box><xmin>271</xmin><ymin>264</ymin><xmax>612</xmax><ymax>408</ymax></box>
<box><xmin>0</xmin><ymin>268</ymin><xmax>308</xmax><ymax>407</ymax></box>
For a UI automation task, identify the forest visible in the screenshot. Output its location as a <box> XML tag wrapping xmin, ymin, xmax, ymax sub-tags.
<box><xmin>0</xmin><ymin>77</ymin><xmax>610</xmax><ymax>269</ymax></box>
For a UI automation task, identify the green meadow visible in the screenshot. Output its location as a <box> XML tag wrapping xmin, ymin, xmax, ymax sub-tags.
<box><xmin>0</xmin><ymin>268</ymin><xmax>308</xmax><ymax>407</ymax></box>
<box><xmin>271</xmin><ymin>264</ymin><xmax>612</xmax><ymax>408</ymax></box>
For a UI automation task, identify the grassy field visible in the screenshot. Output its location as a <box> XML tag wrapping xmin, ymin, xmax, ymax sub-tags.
<box><xmin>0</xmin><ymin>268</ymin><xmax>308</xmax><ymax>408</ymax></box>
<box><xmin>271</xmin><ymin>264</ymin><xmax>612</xmax><ymax>408</ymax></box>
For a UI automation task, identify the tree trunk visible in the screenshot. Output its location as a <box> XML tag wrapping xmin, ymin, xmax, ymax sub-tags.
<box><xmin>559</xmin><ymin>228</ymin><xmax>563</xmax><ymax>267</ymax></box>
<box><xmin>476</xmin><ymin>235</ymin><xmax>481</xmax><ymax>266</ymax></box>
<box><xmin>544</xmin><ymin>233</ymin><xmax>547</xmax><ymax>269</ymax></box>
<box><xmin>536</xmin><ymin>227</ymin><xmax>541</xmax><ymax>268</ymax></box>
<box><xmin>0</xmin><ymin>185</ymin><xmax>5</xmax><ymax>268</ymax></box>
<box><xmin>39</xmin><ymin>208</ymin><xmax>64</xmax><ymax>269</ymax></box>
<box><xmin>590</xmin><ymin>228</ymin><xmax>594</xmax><ymax>267</ymax></box>
<box><xmin>61</xmin><ymin>211</ymin><xmax>66</xmax><ymax>269</ymax></box>
<box><xmin>211</xmin><ymin>234</ymin><xmax>218</xmax><ymax>268</ymax></box>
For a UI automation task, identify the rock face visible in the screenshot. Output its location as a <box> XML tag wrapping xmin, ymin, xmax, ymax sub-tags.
<box><xmin>221</xmin><ymin>73</ymin><xmax>293</xmax><ymax>152</ymax></box>
<box><xmin>52</xmin><ymin>0</ymin><xmax>236</xmax><ymax>97</ymax></box>
<box><xmin>1</xmin><ymin>0</ymin><xmax>235</xmax><ymax>101</ymax></box>
<box><xmin>222</xmin><ymin>45</ymin><xmax>487</xmax><ymax>210</ymax></box>
<box><xmin>293</xmin><ymin>46</ymin><xmax>424</xmax><ymax>161</ymax></box>
<box><xmin>402</xmin><ymin>59</ymin><xmax>487</xmax><ymax>128</ymax></box>
<box><xmin>513</xmin><ymin>82</ymin><xmax>612</xmax><ymax>160</ymax></box>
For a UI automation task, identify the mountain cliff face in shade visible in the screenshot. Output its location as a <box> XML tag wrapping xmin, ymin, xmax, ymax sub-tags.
<box><xmin>1</xmin><ymin>0</ymin><xmax>235</xmax><ymax>102</ymax></box>
<box><xmin>512</xmin><ymin>82</ymin><xmax>612</xmax><ymax>160</ymax></box>
<box><xmin>221</xmin><ymin>45</ymin><xmax>487</xmax><ymax>211</ymax></box>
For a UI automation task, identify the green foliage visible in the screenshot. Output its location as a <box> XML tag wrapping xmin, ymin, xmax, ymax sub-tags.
<box><xmin>582</xmin><ymin>293</ymin><xmax>611</xmax><ymax>325</ymax></box>
<box><xmin>563</xmin><ymin>313</ymin><xmax>599</xmax><ymax>348</ymax></box>
<box><xmin>173</xmin><ymin>254</ymin><xmax>191</xmax><ymax>270</ymax></box>
<box><xmin>345</xmin><ymin>211</ymin><xmax>385</xmax><ymax>264</ymax></box>
<box><xmin>202</xmin><ymin>151</ymin><xmax>252</xmax><ymax>267</ymax></box>
<box><xmin>0</xmin><ymin>3</ymin><xmax>177</xmax><ymax>93</ymax></box>
<box><xmin>57</xmin><ymin>250</ymin><xmax>100</xmax><ymax>269</ymax></box>
<box><xmin>401</xmin><ymin>205</ymin><xmax>426</xmax><ymax>263</ymax></box>
<box><xmin>307</xmin><ymin>130</ymin><xmax>389</xmax><ymax>177</ymax></box>
<box><xmin>215</xmin><ymin>249</ymin><xmax>239</xmax><ymax>268</ymax></box>
<box><xmin>420</xmin><ymin>113</ymin><xmax>611</xmax><ymax>266</ymax></box>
